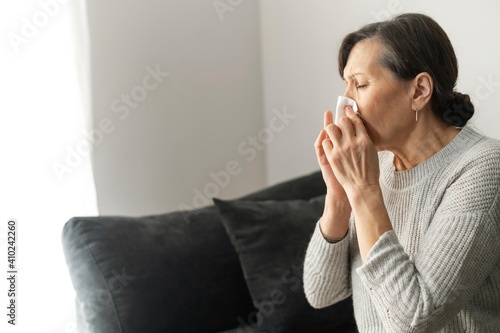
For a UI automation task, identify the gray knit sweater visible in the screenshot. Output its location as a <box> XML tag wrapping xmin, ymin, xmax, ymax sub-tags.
<box><xmin>303</xmin><ymin>124</ymin><xmax>500</xmax><ymax>332</ymax></box>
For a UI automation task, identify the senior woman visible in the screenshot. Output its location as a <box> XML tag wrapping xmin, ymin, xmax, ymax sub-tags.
<box><xmin>303</xmin><ymin>13</ymin><xmax>500</xmax><ymax>332</ymax></box>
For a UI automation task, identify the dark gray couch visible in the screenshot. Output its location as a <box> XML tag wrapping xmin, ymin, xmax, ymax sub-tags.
<box><xmin>62</xmin><ymin>170</ymin><xmax>357</xmax><ymax>333</ymax></box>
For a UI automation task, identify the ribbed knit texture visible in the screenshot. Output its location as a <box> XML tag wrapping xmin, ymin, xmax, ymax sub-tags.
<box><xmin>303</xmin><ymin>124</ymin><xmax>500</xmax><ymax>332</ymax></box>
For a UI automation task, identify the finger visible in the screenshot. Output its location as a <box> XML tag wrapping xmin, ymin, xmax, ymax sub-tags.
<box><xmin>345</xmin><ymin>106</ymin><xmax>368</xmax><ymax>136</ymax></box>
<box><xmin>324</xmin><ymin>110</ymin><xmax>333</xmax><ymax>129</ymax></box>
<box><xmin>325</xmin><ymin>123</ymin><xmax>341</xmax><ymax>147</ymax></box>
<box><xmin>315</xmin><ymin>129</ymin><xmax>327</xmax><ymax>149</ymax></box>
<box><xmin>315</xmin><ymin>130</ymin><xmax>332</xmax><ymax>152</ymax></box>
<box><xmin>315</xmin><ymin>130</ymin><xmax>333</xmax><ymax>165</ymax></box>
<box><xmin>314</xmin><ymin>129</ymin><xmax>326</xmax><ymax>152</ymax></box>
<box><xmin>321</xmin><ymin>133</ymin><xmax>334</xmax><ymax>153</ymax></box>
<box><xmin>338</xmin><ymin>115</ymin><xmax>356</xmax><ymax>140</ymax></box>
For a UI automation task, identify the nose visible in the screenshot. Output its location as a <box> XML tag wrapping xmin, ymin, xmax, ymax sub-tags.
<box><xmin>343</xmin><ymin>86</ymin><xmax>355</xmax><ymax>101</ymax></box>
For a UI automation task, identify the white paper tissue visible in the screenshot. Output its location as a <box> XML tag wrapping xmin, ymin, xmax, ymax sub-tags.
<box><xmin>335</xmin><ymin>96</ymin><xmax>358</xmax><ymax>125</ymax></box>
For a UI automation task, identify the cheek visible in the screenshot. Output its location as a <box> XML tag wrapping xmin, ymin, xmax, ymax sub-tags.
<box><xmin>357</xmin><ymin>87</ymin><xmax>399</xmax><ymax>124</ymax></box>
<box><xmin>356</xmin><ymin>93</ymin><xmax>381</xmax><ymax>123</ymax></box>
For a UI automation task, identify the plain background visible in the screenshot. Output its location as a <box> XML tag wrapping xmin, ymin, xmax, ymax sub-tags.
<box><xmin>84</xmin><ymin>0</ymin><xmax>500</xmax><ymax>216</ymax></box>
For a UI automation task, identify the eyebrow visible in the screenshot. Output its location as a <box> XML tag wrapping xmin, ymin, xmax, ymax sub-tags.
<box><xmin>342</xmin><ymin>72</ymin><xmax>366</xmax><ymax>81</ymax></box>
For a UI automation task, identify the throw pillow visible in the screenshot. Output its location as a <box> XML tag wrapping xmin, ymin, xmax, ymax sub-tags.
<box><xmin>213</xmin><ymin>195</ymin><xmax>354</xmax><ymax>333</ymax></box>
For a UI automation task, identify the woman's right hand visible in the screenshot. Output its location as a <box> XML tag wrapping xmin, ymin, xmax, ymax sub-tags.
<box><xmin>315</xmin><ymin>110</ymin><xmax>352</xmax><ymax>239</ymax></box>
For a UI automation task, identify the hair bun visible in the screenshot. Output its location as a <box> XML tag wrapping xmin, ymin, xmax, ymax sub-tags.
<box><xmin>442</xmin><ymin>92</ymin><xmax>475</xmax><ymax>127</ymax></box>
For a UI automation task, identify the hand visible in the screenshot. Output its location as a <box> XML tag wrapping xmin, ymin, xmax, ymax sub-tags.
<box><xmin>315</xmin><ymin>110</ymin><xmax>350</xmax><ymax>202</ymax></box>
<box><xmin>322</xmin><ymin>106</ymin><xmax>380</xmax><ymax>201</ymax></box>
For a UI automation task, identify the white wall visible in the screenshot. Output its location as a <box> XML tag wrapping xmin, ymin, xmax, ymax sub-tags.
<box><xmin>86</xmin><ymin>0</ymin><xmax>266</xmax><ymax>215</ymax></box>
<box><xmin>260</xmin><ymin>0</ymin><xmax>500</xmax><ymax>185</ymax></box>
<box><xmin>86</xmin><ymin>1</ymin><xmax>500</xmax><ymax>215</ymax></box>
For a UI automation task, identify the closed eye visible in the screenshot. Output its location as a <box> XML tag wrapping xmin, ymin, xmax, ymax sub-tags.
<box><xmin>357</xmin><ymin>84</ymin><xmax>367</xmax><ymax>89</ymax></box>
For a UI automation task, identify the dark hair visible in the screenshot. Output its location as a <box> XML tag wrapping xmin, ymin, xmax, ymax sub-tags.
<box><xmin>338</xmin><ymin>13</ymin><xmax>474</xmax><ymax>127</ymax></box>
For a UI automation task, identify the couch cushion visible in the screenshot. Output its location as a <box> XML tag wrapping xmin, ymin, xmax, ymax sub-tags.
<box><xmin>213</xmin><ymin>195</ymin><xmax>355</xmax><ymax>333</ymax></box>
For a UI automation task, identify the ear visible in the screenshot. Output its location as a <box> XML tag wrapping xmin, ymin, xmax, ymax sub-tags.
<box><xmin>410</xmin><ymin>72</ymin><xmax>433</xmax><ymax>111</ymax></box>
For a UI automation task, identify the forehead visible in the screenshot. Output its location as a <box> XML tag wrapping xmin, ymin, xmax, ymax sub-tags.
<box><xmin>343</xmin><ymin>39</ymin><xmax>383</xmax><ymax>80</ymax></box>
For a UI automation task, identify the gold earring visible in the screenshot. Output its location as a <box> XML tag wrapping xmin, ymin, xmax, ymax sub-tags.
<box><xmin>415</xmin><ymin>105</ymin><xmax>418</xmax><ymax>122</ymax></box>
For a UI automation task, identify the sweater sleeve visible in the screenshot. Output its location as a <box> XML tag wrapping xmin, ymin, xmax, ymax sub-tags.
<box><xmin>303</xmin><ymin>218</ymin><xmax>352</xmax><ymax>308</ymax></box>
<box><xmin>356</xmin><ymin>151</ymin><xmax>500</xmax><ymax>332</ymax></box>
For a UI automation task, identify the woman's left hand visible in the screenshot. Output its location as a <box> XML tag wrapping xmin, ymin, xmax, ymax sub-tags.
<box><xmin>322</xmin><ymin>106</ymin><xmax>381</xmax><ymax>201</ymax></box>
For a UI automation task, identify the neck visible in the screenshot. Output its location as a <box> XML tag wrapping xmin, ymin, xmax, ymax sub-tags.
<box><xmin>380</xmin><ymin>114</ymin><xmax>461</xmax><ymax>172</ymax></box>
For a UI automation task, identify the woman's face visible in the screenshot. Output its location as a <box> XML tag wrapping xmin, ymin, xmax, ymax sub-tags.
<box><xmin>342</xmin><ymin>38</ymin><xmax>414</xmax><ymax>151</ymax></box>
